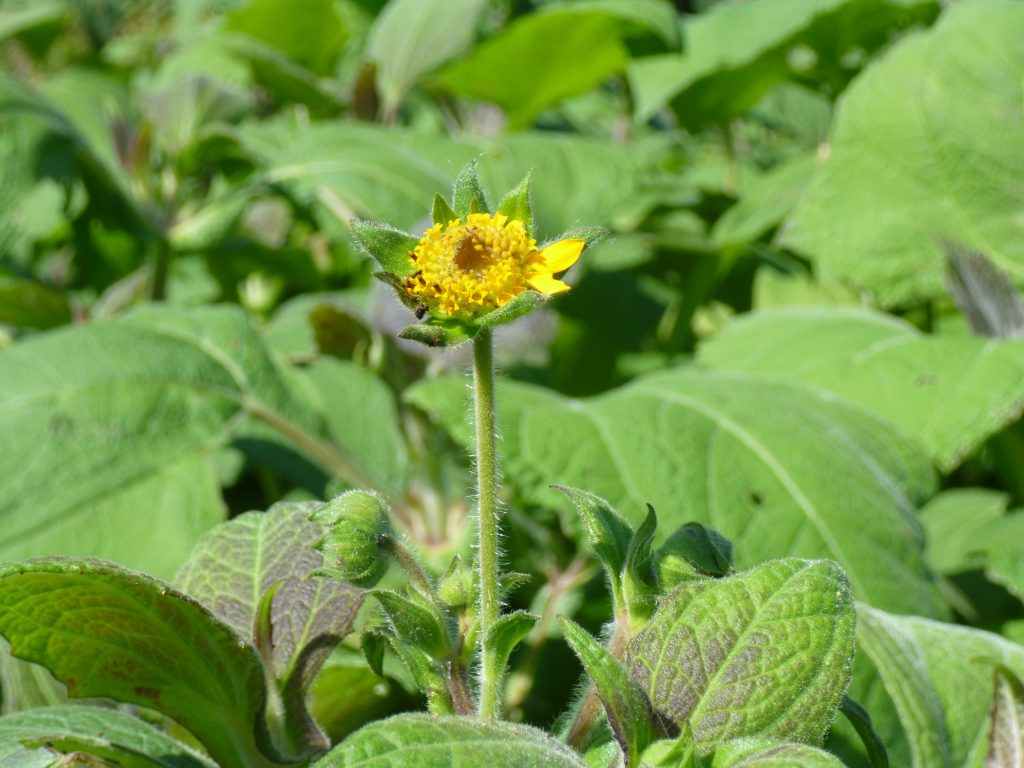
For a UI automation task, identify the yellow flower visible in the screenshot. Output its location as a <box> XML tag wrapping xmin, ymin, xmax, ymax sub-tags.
<box><xmin>403</xmin><ymin>212</ymin><xmax>584</xmax><ymax>319</ymax></box>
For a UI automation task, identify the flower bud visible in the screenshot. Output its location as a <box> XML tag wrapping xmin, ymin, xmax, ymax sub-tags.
<box><xmin>310</xmin><ymin>490</ymin><xmax>391</xmax><ymax>587</ymax></box>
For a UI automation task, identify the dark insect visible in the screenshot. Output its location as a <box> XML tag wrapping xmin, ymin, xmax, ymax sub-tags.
<box><xmin>415</xmin><ymin>303</ymin><xmax>429</xmax><ymax>320</ymax></box>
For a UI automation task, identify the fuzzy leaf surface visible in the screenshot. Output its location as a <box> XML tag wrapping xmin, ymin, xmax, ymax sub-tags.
<box><xmin>0</xmin><ymin>559</ymin><xmax>272</xmax><ymax>768</ymax></box>
<box><xmin>0</xmin><ymin>304</ymin><xmax>326</xmax><ymax>578</ymax></box>
<box><xmin>407</xmin><ymin>368</ymin><xmax>941</xmax><ymax>616</ymax></box>
<box><xmin>986</xmin><ymin>670</ymin><xmax>1024</xmax><ymax>768</ymax></box>
<box><xmin>858</xmin><ymin>604</ymin><xmax>1024</xmax><ymax>768</ymax></box>
<box><xmin>785</xmin><ymin>0</ymin><xmax>1024</xmax><ymax>306</ymax></box>
<box><xmin>175</xmin><ymin>501</ymin><xmax>363</xmax><ymax>701</ymax></box>
<box><xmin>628</xmin><ymin>559</ymin><xmax>855</xmax><ymax>747</ymax></box>
<box><xmin>0</xmin><ymin>705</ymin><xmax>216</xmax><ymax>768</ymax></box>
<box><xmin>700</xmin><ymin>308</ymin><xmax>1024</xmax><ymax>471</ymax></box>
<box><xmin>312</xmin><ymin>714</ymin><xmax>587</xmax><ymax>768</ymax></box>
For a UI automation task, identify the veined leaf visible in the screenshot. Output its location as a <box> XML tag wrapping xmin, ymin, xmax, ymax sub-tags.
<box><xmin>709</xmin><ymin>738</ymin><xmax>846</xmax><ymax>767</ymax></box>
<box><xmin>858</xmin><ymin>604</ymin><xmax>1024</xmax><ymax>768</ymax></box>
<box><xmin>0</xmin><ymin>304</ymin><xmax>335</xmax><ymax>578</ymax></box>
<box><xmin>0</xmin><ymin>705</ymin><xmax>216</xmax><ymax>768</ymax></box>
<box><xmin>628</xmin><ymin>559</ymin><xmax>855</xmax><ymax>747</ymax></box>
<box><xmin>785</xmin><ymin>0</ymin><xmax>1024</xmax><ymax>306</ymax></box>
<box><xmin>699</xmin><ymin>307</ymin><xmax>1024</xmax><ymax>471</ymax></box>
<box><xmin>175</xmin><ymin>501</ymin><xmax>364</xmax><ymax>753</ymax></box>
<box><xmin>0</xmin><ymin>559</ymin><xmax>275</xmax><ymax>768</ymax></box>
<box><xmin>407</xmin><ymin>367</ymin><xmax>941</xmax><ymax>616</ymax></box>
<box><xmin>312</xmin><ymin>714</ymin><xmax>587</xmax><ymax>768</ymax></box>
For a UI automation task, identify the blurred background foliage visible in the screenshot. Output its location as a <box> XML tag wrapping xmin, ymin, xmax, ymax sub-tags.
<box><xmin>3</xmin><ymin>0</ymin><xmax>1024</xmax><ymax>762</ymax></box>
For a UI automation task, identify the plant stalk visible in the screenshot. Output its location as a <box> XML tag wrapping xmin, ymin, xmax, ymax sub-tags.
<box><xmin>473</xmin><ymin>329</ymin><xmax>502</xmax><ymax>719</ymax></box>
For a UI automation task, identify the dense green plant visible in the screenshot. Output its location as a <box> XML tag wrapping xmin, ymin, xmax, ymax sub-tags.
<box><xmin>2</xmin><ymin>0</ymin><xmax>1024</xmax><ymax>766</ymax></box>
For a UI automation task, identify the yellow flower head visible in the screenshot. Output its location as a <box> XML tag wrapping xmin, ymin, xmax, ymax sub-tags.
<box><xmin>404</xmin><ymin>212</ymin><xmax>584</xmax><ymax>319</ymax></box>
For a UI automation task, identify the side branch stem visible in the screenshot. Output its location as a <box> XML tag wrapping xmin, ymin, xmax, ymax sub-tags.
<box><xmin>473</xmin><ymin>329</ymin><xmax>502</xmax><ymax>719</ymax></box>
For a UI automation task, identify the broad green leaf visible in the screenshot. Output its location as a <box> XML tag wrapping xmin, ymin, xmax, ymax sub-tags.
<box><xmin>987</xmin><ymin>670</ymin><xmax>1024</xmax><ymax>768</ymax></box>
<box><xmin>858</xmin><ymin>604</ymin><xmax>1024</xmax><ymax>768</ymax></box>
<box><xmin>785</xmin><ymin>0</ymin><xmax>1024</xmax><ymax>306</ymax></box>
<box><xmin>225</xmin><ymin>0</ymin><xmax>347</xmax><ymax>74</ymax></box>
<box><xmin>699</xmin><ymin>307</ymin><xmax>1024</xmax><ymax>471</ymax></box>
<box><xmin>407</xmin><ymin>368</ymin><xmax>941</xmax><ymax>616</ymax></box>
<box><xmin>628</xmin><ymin>559</ymin><xmax>855</xmax><ymax>747</ymax></box>
<box><xmin>919</xmin><ymin>489</ymin><xmax>1008</xmax><ymax>574</ymax></box>
<box><xmin>0</xmin><ymin>304</ymin><xmax>334</xmax><ymax>578</ymax></box>
<box><xmin>547</xmin><ymin>0</ymin><xmax>680</xmax><ymax>48</ymax></box>
<box><xmin>628</xmin><ymin>0</ymin><xmax>936</xmax><ymax>125</ymax></box>
<box><xmin>296</xmin><ymin>358</ymin><xmax>409</xmax><ymax>498</ymax></box>
<box><xmin>431</xmin><ymin>11</ymin><xmax>629</xmax><ymax>129</ymax></box>
<box><xmin>0</xmin><ymin>559</ymin><xmax>274</xmax><ymax>768</ymax></box>
<box><xmin>365</xmin><ymin>0</ymin><xmax>487</xmax><ymax>117</ymax></box>
<box><xmin>560</xmin><ymin>618</ymin><xmax>654</xmax><ymax>767</ymax></box>
<box><xmin>710</xmin><ymin>738</ymin><xmax>846</xmax><ymax>767</ymax></box>
<box><xmin>175</xmin><ymin>501</ymin><xmax>363</xmax><ymax>750</ymax></box>
<box><xmin>0</xmin><ymin>705</ymin><xmax>216</xmax><ymax>768</ymax></box>
<box><xmin>312</xmin><ymin>714</ymin><xmax>587</xmax><ymax>768</ymax></box>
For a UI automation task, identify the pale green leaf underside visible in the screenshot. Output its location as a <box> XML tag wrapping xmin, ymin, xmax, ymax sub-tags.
<box><xmin>175</xmin><ymin>501</ymin><xmax>362</xmax><ymax>687</ymax></box>
<box><xmin>785</xmin><ymin>0</ymin><xmax>1024</xmax><ymax>306</ymax></box>
<box><xmin>313</xmin><ymin>714</ymin><xmax>587</xmax><ymax>768</ymax></box>
<box><xmin>710</xmin><ymin>737</ymin><xmax>846</xmax><ymax>767</ymax></box>
<box><xmin>987</xmin><ymin>671</ymin><xmax>1024</xmax><ymax>768</ymax></box>
<box><xmin>629</xmin><ymin>559</ymin><xmax>855</xmax><ymax>747</ymax></box>
<box><xmin>407</xmin><ymin>367</ymin><xmax>941</xmax><ymax>616</ymax></box>
<box><xmin>699</xmin><ymin>307</ymin><xmax>1024</xmax><ymax>471</ymax></box>
<box><xmin>0</xmin><ymin>304</ymin><xmax>323</xmax><ymax>578</ymax></box>
<box><xmin>0</xmin><ymin>558</ymin><xmax>270</xmax><ymax>768</ymax></box>
<box><xmin>0</xmin><ymin>705</ymin><xmax>216</xmax><ymax>768</ymax></box>
<box><xmin>857</xmin><ymin>604</ymin><xmax>1024</xmax><ymax>768</ymax></box>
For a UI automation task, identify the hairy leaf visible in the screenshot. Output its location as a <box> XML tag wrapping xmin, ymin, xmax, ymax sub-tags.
<box><xmin>700</xmin><ymin>307</ymin><xmax>1024</xmax><ymax>471</ymax></box>
<box><xmin>0</xmin><ymin>559</ymin><xmax>273</xmax><ymax>768</ymax></box>
<box><xmin>986</xmin><ymin>669</ymin><xmax>1024</xmax><ymax>768</ymax></box>
<box><xmin>407</xmin><ymin>368</ymin><xmax>941</xmax><ymax>616</ymax></box>
<box><xmin>628</xmin><ymin>559</ymin><xmax>855</xmax><ymax>747</ymax></box>
<box><xmin>312</xmin><ymin>714</ymin><xmax>587</xmax><ymax>767</ymax></box>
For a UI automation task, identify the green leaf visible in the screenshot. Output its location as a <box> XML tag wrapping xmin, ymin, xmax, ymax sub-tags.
<box><xmin>628</xmin><ymin>559</ymin><xmax>856</xmax><ymax>747</ymax></box>
<box><xmin>0</xmin><ymin>276</ymin><xmax>71</xmax><ymax>330</ymax></box>
<box><xmin>0</xmin><ymin>559</ymin><xmax>274</xmax><ymax>768</ymax></box>
<box><xmin>350</xmin><ymin>221</ymin><xmax>419</xmax><ymax>278</ymax></box>
<box><xmin>656</xmin><ymin>523</ymin><xmax>734</xmax><ymax>590</ymax></box>
<box><xmin>708</xmin><ymin>738</ymin><xmax>846</xmax><ymax>767</ymax></box>
<box><xmin>548</xmin><ymin>0</ymin><xmax>681</xmax><ymax>48</ymax></box>
<box><xmin>496</xmin><ymin>171</ymin><xmax>534</xmax><ymax>235</ymax></box>
<box><xmin>366</xmin><ymin>0</ymin><xmax>487</xmax><ymax>117</ymax></box>
<box><xmin>485</xmin><ymin>611</ymin><xmax>538</xmax><ymax>681</ymax></box>
<box><xmin>785</xmin><ymin>0</ymin><xmax>1024</xmax><ymax>306</ymax></box>
<box><xmin>628</xmin><ymin>0</ymin><xmax>937</xmax><ymax>126</ymax></box>
<box><xmin>837</xmin><ymin>695</ymin><xmax>889</xmax><ymax>768</ymax></box>
<box><xmin>0</xmin><ymin>304</ymin><xmax>342</xmax><ymax>578</ymax></box>
<box><xmin>432</xmin><ymin>193</ymin><xmax>458</xmax><ymax>227</ymax></box>
<box><xmin>296</xmin><ymin>359</ymin><xmax>409</xmax><ymax>498</ymax></box>
<box><xmin>361</xmin><ymin>630</ymin><xmax>388</xmax><ymax>679</ymax></box>
<box><xmin>406</xmin><ymin>368</ymin><xmax>941</xmax><ymax>616</ymax></box>
<box><xmin>312</xmin><ymin>714</ymin><xmax>588</xmax><ymax>768</ymax></box>
<box><xmin>987</xmin><ymin>669</ymin><xmax>1024</xmax><ymax>768</ymax></box>
<box><xmin>622</xmin><ymin>505</ymin><xmax>658</xmax><ymax>624</ymax></box>
<box><xmin>372</xmin><ymin>591</ymin><xmax>448</xmax><ymax>659</ymax></box>
<box><xmin>453</xmin><ymin>159</ymin><xmax>488</xmax><ymax>218</ymax></box>
<box><xmin>225</xmin><ymin>0</ymin><xmax>346</xmax><ymax>74</ymax></box>
<box><xmin>857</xmin><ymin>604</ymin><xmax>1024</xmax><ymax>768</ymax></box>
<box><xmin>554</xmin><ymin>486</ymin><xmax>633</xmax><ymax>604</ymax></box>
<box><xmin>699</xmin><ymin>307</ymin><xmax>1024</xmax><ymax>471</ymax></box>
<box><xmin>175</xmin><ymin>501</ymin><xmax>364</xmax><ymax>753</ymax></box>
<box><xmin>945</xmin><ymin>245</ymin><xmax>1024</xmax><ymax>340</ymax></box>
<box><xmin>0</xmin><ymin>705</ymin><xmax>216</xmax><ymax>768</ymax></box>
<box><xmin>432</xmin><ymin>10</ymin><xmax>629</xmax><ymax>129</ymax></box>
<box><xmin>919</xmin><ymin>489</ymin><xmax>1008</xmax><ymax>574</ymax></box>
<box><xmin>559</xmin><ymin>618</ymin><xmax>654</xmax><ymax>767</ymax></box>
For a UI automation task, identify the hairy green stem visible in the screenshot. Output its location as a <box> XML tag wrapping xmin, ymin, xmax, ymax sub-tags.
<box><xmin>473</xmin><ymin>329</ymin><xmax>502</xmax><ymax>719</ymax></box>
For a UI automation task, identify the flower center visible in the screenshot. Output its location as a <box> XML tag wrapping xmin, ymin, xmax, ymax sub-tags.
<box><xmin>405</xmin><ymin>213</ymin><xmax>539</xmax><ymax>319</ymax></box>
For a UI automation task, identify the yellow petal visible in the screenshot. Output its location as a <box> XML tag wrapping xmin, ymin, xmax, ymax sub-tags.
<box><xmin>528</xmin><ymin>273</ymin><xmax>571</xmax><ymax>294</ymax></box>
<box><xmin>539</xmin><ymin>238</ymin><xmax>584</xmax><ymax>273</ymax></box>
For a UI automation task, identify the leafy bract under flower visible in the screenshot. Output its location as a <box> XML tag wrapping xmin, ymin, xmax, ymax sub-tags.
<box><xmin>405</xmin><ymin>212</ymin><xmax>583</xmax><ymax>320</ymax></box>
